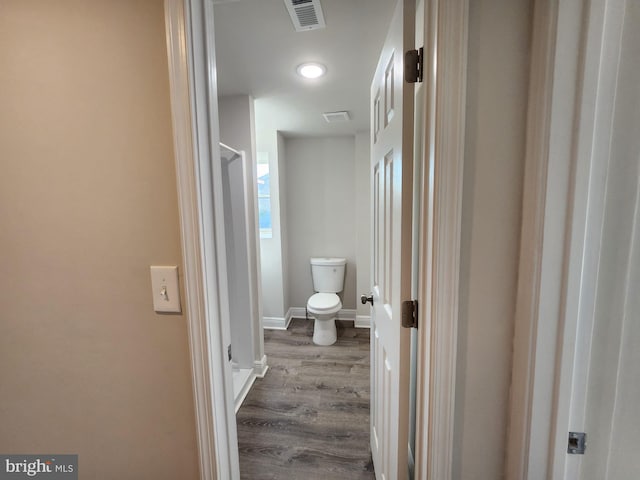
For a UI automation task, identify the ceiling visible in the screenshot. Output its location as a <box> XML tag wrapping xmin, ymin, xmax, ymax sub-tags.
<box><xmin>213</xmin><ymin>0</ymin><xmax>396</xmax><ymax>137</ymax></box>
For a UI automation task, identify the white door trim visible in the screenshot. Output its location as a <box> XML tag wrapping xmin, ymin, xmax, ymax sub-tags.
<box><xmin>414</xmin><ymin>0</ymin><xmax>468</xmax><ymax>479</ymax></box>
<box><xmin>505</xmin><ymin>0</ymin><xmax>564</xmax><ymax>476</ymax></box>
<box><xmin>505</xmin><ymin>0</ymin><xmax>625</xmax><ymax>478</ymax></box>
<box><xmin>549</xmin><ymin>1</ymin><xmax>626</xmax><ymax>477</ymax></box>
<box><xmin>165</xmin><ymin>1</ymin><xmax>239</xmax><ymax>479</ymax></box>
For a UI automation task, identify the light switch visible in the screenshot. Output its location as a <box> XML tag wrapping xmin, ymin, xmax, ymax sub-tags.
<box><xmin>150</xmin><ymin>266</ymin><xmax>181</xmax><ymax>313</ymax></box>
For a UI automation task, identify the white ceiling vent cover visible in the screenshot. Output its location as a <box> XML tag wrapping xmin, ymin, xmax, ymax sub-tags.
<box><xmin>323</xmin><ymin>111</ymin><xmax>351</xmax><ymax>123</ymax></box>
<box><xmin>284</xmin><ymin>0</ymin><xmax>326</xmax><ymax>32</ymax></box>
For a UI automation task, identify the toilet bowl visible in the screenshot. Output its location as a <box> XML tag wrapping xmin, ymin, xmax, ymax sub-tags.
<box><xmin>307</xmin><ymin>292</ymin><xmax>342</xmax><ymax>346</ymax></box>
<box><xmin>307</xmin><ymin>257</ymin><xmax>347</xmax><ymax>346</ymax></box>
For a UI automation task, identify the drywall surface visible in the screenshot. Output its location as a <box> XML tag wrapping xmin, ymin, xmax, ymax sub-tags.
<box><xmin>278</xmin><ymin>132</ymin><xmax>291</xmax><ymax>314</ymax></box>
<box><xmin>254</xmin><ymin>121</ymin><xmax>287</xmax><ymax>319</ymax></box>
<box><xmin>355</xmin><ymin>132</ymin><xmax>372</xmax><ymax>317</ymax></box>
<box><xmin>219</xmin><ymin>95</ymin><xmax>257</xmax><ymax>159</ymax></box>
<box><xmin>0</xmin><ymin>1</ymin><xmax>199</xmax><ymax>478</ymax></box>
<box><xmin>284</xmin><ymin>136</ymin><xmax>357</xmax><ymax>310</ymax></box>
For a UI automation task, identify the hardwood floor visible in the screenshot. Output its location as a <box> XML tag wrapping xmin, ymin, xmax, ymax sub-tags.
<box><xmin>236</xmin><ymin>318</ymin><xmax>375</xmax><ymax>479</ymax></box>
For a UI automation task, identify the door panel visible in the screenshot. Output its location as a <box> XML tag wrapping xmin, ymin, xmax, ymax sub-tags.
<box><xmin>370</xmin><ymin>0</ymin><xmax>415</xmax><ymax>478</ymax></box>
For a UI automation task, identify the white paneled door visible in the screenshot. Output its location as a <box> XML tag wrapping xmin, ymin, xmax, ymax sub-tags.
<box><xmin>368</xmin><ymin>0</ymin><xmax>415</xmax><ymax>478</ymax></box>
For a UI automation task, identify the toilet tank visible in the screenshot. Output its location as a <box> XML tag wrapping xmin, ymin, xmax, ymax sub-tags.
<box><xmin>310</xmin><ymin>257</ymin><xmax>347</xmax><ymax>293</ymax></box>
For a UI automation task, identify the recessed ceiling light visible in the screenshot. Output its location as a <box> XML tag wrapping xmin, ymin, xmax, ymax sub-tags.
<box><xmin>297</xmin><ymin>63</ymin><xmax>326</xmax><ymax>79</ymax></box>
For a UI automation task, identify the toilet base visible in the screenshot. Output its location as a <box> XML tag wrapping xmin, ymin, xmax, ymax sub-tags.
<box><xmin>312</xmin><ymin>317</ymin><xmax>337</xmax><ymax>346</ymax></box>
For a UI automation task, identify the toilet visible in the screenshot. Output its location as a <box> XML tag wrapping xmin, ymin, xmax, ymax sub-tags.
<box><xmin>307</xmin><ymin>257</ymin><xmax>346</xmax><ymax>346</ymax></box>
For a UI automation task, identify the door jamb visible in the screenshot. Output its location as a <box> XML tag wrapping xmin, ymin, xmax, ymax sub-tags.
<box><xmin>414</xmin><ymin>0</ymin><xmax>468</xmax><ymax>479</ymax></box>
<box><xmin>505</xmin><ymin>0</ymin><xmax>565</xmax><ymax>475</ymax></box>
<box><xmin>164</xmin><ymin>1</ymin><xmax>240</xmax><ymax>478</ymax></box>
<box><xmin>547</xmin><ymin>2</ymin><xmax>626</xmax><ymax>477</ymax></box>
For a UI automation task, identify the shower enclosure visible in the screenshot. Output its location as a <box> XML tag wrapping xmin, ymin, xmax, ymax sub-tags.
<box><xmin>220</xmin><ymin>143</ymin><xmax>267</xmax><ymax>412</ymax></box>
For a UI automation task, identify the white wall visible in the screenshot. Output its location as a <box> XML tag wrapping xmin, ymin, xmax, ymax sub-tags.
<box><xmin>256</xmin><ymin>102</ymin><xmax>368</xmax><ymax>322</ymax></box>
<box><xmin>254</xmin><ymin>104</ymin><xmax>288</xmax><ymax>320</ymax></box>
<box><xmin>284</xmin><ymin>136</ymin><xmax>357</xmax><ymax>310</ymax></box>
<box><xmin>355</xmin><ymin>132</ymin><xmax>372</xmax><ymax>318</ymax></box>
<box><xmin>278</xmin><ymin>133</ymin><xmax>291</xmax><ymax>314</ymax></box>
<box><xmin>454</xmin><ymin>0</ymin><xmax>532</xmax><ymax>478</ymax></box>
<box><xmin>254</xmin><ymin>104</ymin><xmax>370</xmax><ymax>323</ymax></box>
<box><xmin>219</xmin><ymin>95</ymin><xmax>257</xmax><ymax>157</ymax></box>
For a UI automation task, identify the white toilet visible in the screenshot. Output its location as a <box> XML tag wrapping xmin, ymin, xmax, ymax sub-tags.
<box><xmin>307</xmin><ymin>257</ymin><xmax>347</xmax><ymax>346</ymax></box>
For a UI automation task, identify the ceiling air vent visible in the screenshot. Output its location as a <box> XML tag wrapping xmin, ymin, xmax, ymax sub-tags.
<box><xmin>284</xmin><ymin>0</ymin><xmax>326</xmax><ymax>32</ymax></box>
<box><xmin>323</xmin><ymin>111</ymin><xmax>351</xmax><ymax>123</ymax></box>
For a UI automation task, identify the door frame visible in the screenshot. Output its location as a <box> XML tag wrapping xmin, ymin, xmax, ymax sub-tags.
<box><xmin>505</xmin><ymin>0</ymin><xmax>626</xmax><ymax>477</ymax></box>
<box><xmin>164</xmin><ymin>0</ymin><xmax>471</xmax><ymax>478</ymax></box>
<box><xmin>413</xmin><ymin>0</ymin><xmax>468</xmax><ymax>479</ymax></box>
<box><xmin>164</xmin><ymin>0</ymin><xmax>239</xmax><ymax>478</ymax></box>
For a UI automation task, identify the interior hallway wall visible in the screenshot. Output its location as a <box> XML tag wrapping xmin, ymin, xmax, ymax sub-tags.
<box><xmin>278</xmin><ymin>133</ymin><xmax>291</xmax><ymax>314</ymax></box>
<box><xmin>284</xmin><ymin>136</ymin><xmax>357</xmax><ymax>311</ymax></box>
<box><xmin>455</xmin><ymin>0</ymin><xmax>532</xmax><ymax>478</ymax></box>
<box><xmin>0</xmin><ymin>1</ymin><xmax>199</xmax><ymax>478</ymax></box>
<box><xmin>355</xmin><ymin>132</ymin><xmax>372</xmax><ymax>319</ymax></box>
<box><xmin>219</xmin><ymin>95</ymin><xmax>257</xmax><ymax>168</ymax></box>
<box><xmin>254</xmin><ymin>104</ymin><xmax>288</xmax><ymax>320</ymax></box>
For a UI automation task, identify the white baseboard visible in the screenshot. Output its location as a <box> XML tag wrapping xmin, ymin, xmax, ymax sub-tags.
<box><xmin>253</xmin><ymin>355</ymin><xmax>268</xmax><ymax>378</ymax></box>
<box><xmin>337</xmin><ymin>309</ymin><xmax>356</xmax><ymax>321</ymax></box>
<box><xmin>262</xmin><ymin>316</ymin><xmax>287</xmax><ymax>330</ymax></box>
<box><xmin>266</xmin><ymin>308</ymin><xmax>364</xmax><ymax>328</ymax></box>
<box><xmin>288</xmin><ymin>307</ymin><xmax>360</xmax><ymax>323</ymax></box>
<box><xmin>233</xmin><ymin>369</ymin><xmax>256</xmax><ymax>414</ymax></box>
<box><xmin>262</xmin><ymin>311</ymin><xmax>293</xmax><ymax>330</ymax></box>
<box><xmin>355</xmin><ymin>315</ymin><xmax>371</xmax><ymax>328</ymax></box>
<box><xmin>284</xmin><ymin>308</ymin><xmax>293</xmax><ymax>329</ymax></box>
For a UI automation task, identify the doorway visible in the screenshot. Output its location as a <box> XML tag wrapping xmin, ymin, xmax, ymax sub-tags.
<box><xmin>166</xmin><ymin>0</ymin><xmax>474</xmax><ymax>477</ymax></box>
<box><xmin>212</xmin><ymin>0</ymin><xmax>396</xmax><ymax>478</ymax></box>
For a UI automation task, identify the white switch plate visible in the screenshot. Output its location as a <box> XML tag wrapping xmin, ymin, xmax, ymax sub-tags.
<box><xmin>150</xmin><ymin>266</ymin><xmax>181</xmax><ymax>313</ymax></box>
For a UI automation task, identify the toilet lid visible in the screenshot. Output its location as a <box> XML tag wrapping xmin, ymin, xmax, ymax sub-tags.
<box><xmin>307</xmin><ymin>293</ymin><xmax>341</xmax><ymax>312</ymax></box>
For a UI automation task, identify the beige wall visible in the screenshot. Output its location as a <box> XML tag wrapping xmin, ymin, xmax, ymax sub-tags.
<box><xmin>455</xmin><ymin>0</ymin><xmax>532</xmax><ymax>478</ymax></box>
<box><xmin>0</xmin><ymin>1</ymin><xmax>199</xmax><ymax>478</ymax></box>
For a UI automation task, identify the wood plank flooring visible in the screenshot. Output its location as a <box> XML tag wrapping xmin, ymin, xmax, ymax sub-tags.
<box><xmin>236</xmin><ymin>318</ymin><xmax>375</xmax><ymax>479</ymax></box>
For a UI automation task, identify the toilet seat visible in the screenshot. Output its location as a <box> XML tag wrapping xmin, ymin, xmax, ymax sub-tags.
<box><xmin>307</xmin><ymin>293</ymin><xmax>341</xmax><ymax>315</ymax></box>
